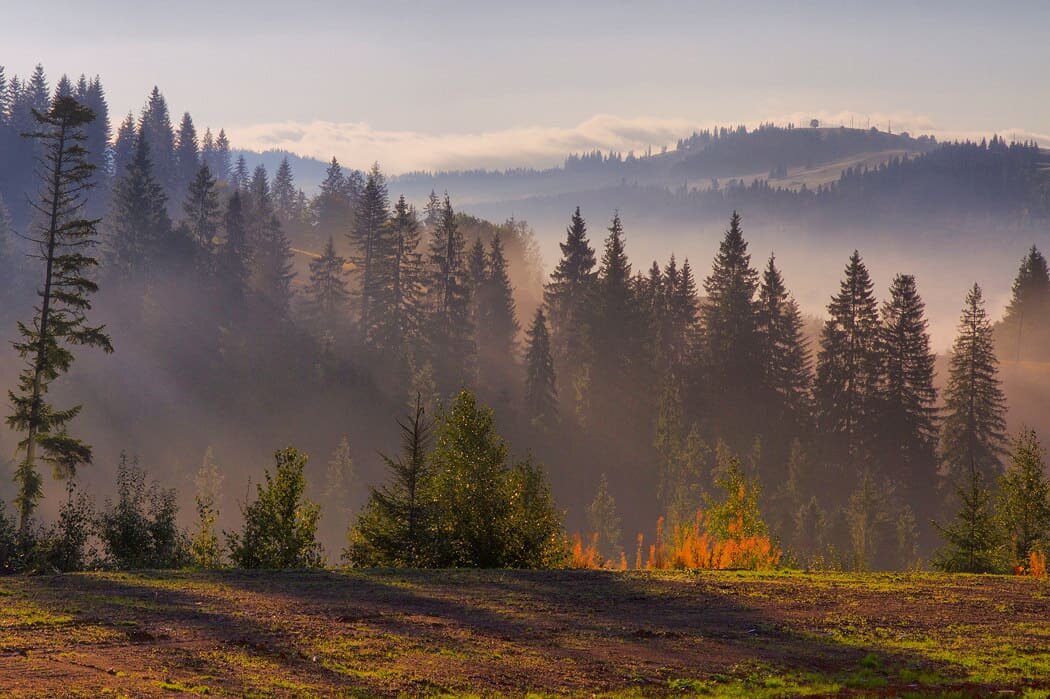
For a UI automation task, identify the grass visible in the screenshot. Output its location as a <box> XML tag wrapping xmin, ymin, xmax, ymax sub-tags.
<box><xmin>0</xmin><ymin>569</ymin><xmax>1045</xmax><ymax>696</ymax></box>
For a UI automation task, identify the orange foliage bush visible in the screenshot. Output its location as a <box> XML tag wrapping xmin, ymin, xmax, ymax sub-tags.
<box><xmin>570</xmin><ymin>510</ymin><xmax>780</xmax><ymax>571</ymax></box>
<box><xmin>569</xmin><ymin>532</ymin><xmax>601</xmax><ymax>569</ymax></box>
<box><xmin>1029</xmin><ymin>550</ymin><xmax>1047</xmax><ymax>579</ymax></box>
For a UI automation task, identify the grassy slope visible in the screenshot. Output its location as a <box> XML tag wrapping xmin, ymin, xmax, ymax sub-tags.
<box><xmin>0</xmin><ymin>569</ymin><xmax>1046</xmax><ymax>697</ymax></box>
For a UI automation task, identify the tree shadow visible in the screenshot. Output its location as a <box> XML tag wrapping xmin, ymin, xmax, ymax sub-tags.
<box><xmin>16</xmin><ymin>568</ymin><xmax>1032</xmax><ymax>696</ymax></box>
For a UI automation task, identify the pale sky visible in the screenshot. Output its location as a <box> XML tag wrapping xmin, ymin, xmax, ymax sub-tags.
<box><xmin>4</xmin><ymin>0</ymin><xmax>1049</xmax><ymax>171</ymax></box>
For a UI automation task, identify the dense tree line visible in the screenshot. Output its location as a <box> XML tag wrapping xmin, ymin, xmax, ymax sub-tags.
<box><xmin>0</xmin><ymin>67</ymin><xmax>1047</xmax><ymax>574</ymax></box>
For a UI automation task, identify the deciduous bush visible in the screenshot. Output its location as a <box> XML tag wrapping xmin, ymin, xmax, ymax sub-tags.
<box><xmin>226</xmin><ymin>447</ymin><xmax>323</xmax><ymax>569</ymax></box>
<box><xmin>97</xmin><ymin>454</ymin><xmax>189</xmax><ymax>569</ymax></box>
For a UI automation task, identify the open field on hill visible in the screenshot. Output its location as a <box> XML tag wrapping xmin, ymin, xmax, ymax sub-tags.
<box><xmin>0</xmin><ymin>569</ymin><xmax>1046</xmax><ymax>697</ymax></box>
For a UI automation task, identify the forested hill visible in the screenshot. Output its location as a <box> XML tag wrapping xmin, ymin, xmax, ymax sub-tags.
<box><xmin>239</xmin><ymin>124</ymin><xmax>937</xmax><ymax>203</ymax></box>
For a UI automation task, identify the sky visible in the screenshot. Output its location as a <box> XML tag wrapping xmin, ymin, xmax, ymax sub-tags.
<box><xmin>4</xmin><ymin>0</ymin><xmax>1050</xmax><ymax>172</ymax></box>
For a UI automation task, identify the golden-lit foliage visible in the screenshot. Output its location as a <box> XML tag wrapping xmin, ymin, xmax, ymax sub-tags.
<box><xmin>570</xmin><ymin>509</ymin><xmax>780</xmax><ymax>571</ymax></box>
<box><xmin>1026</xmin><ymin>550</ymin><xmax>1047</xmax><ymax>579</ymax></box>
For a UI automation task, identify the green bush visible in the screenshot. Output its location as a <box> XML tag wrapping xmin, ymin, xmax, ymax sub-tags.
<box><xmin>349</xmin><ymin>390</ymin><xmax>565</xmax><ymax>568</ymax></box>
<box><xmin>226</xmin><ymin>447</ymin><xmax>323</xmax><ymax>568</ymax></box>
<box><xmin>97</xmin><ymin>453</ymin><xmax>189</xmax><ymax>569</ymax></box>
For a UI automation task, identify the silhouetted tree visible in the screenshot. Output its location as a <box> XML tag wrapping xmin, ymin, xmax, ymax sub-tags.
<box><xmin>941</xmin><ymin>284</ymin><xmax>1007</xmax><ymax>485</ymax></box>
<box><xmin>523</xmin><ymin>308</ymin><xmax>557</xmax><ymax>427</ymax></box>
<box><xmin>7</xmin><ymin>97</ymin><xmax>113</xmax><ymax>533</ymax></box>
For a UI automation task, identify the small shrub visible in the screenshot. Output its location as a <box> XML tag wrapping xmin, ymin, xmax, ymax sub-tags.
<box><xmin>35</xmin><ymin>485</ymin><xmax>96</xmax><ymax>572</ymax></box>
<box><xmin>97</xmin><ymin>453</ymin><xmax>189</xmax><ymax>569</ymax></box>
<box><xmin>226</xmin><ymin>447</ymin><xmax>323</xmax><ymax>569</ymax></box>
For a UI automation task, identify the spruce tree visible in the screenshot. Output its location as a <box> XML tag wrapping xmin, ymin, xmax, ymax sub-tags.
<box><xmin>303</xmin><ymin>237</ymin><xmax>349</xmax><ymax>333</ymax></box>
<box><xmin>346</xmin><ymin>395</ymin><xmax>434</xmax><ymax>567</ymax></box>
<box><xmin>661</xmin><ymin>256</ymin><xmax>699</xmax><ymax>380</ymax></box>
<box><xmin>587</xmin><ymin>473</ymin><xmax>623</xmax><ymax>561</ymax></box>
<box><xmin>999</xmin><ymin>245</ymin><xmax>1050</xmax><ymax>361</ymax></box>
<box><xmin>756</xmin><ymin>253</ymin><xmax>811</xmax><ymax>432</ymax></box>
<box><xmin>215</xmin><ymin>192</ymin><xmax>252</xmax><ymax>313</ymax></box>
<box><xmin>998</xmin><ymin>429</ymin><xmax>1050</xmax><ymax>568</ymax></box>
<box><xmin>478</xmin><ymin>234</ymin><xmax>519</xmax><ymax>395</ymax></box>
<box><xmin>254</xmin><ymin>214</ymin><xmax>295</xmax><ymax>316</ymax></box>
<box><xmin>107</xmin><ymin>130</ymin><xmax>172</xmax><ymax>282</ymax></box>
<box><xmin>230</xmin><ymin>155</ymin><xmax>249</xmax><ymax>190</ymax></box>
<box><xmin>374</xmin><ymin>195</ymin><xmax>424</xmax><ymax>359</ymax></box>
<box><xmin>933</xmin><ymin>463</ymin><xmax>1002</xmax><ymax>573</ymax></box>
<box><xmin>182</xmin><ymin>163</ymin><xmax>220</xmax><ymax>259</ymax></box>
<box><xmin>700</xmin><ymin>211</ymin><xmax>761</xmax><ymax>445</ymax></box>
<box><xmin>174</xmin><ymin>112</ymin><xmax>199</xmax><ymax>198</ymax></box>
<box><xmin>111</xmin><ymin>112</ymin><xmax>136</xmax><ymax>178</ymax></box>
<box><xmin>350</xmin><ymin>163</ymin><xmax>390</xmax><ymax>342</ymax></box>
<box><xmin>315</xmin><ymin>157</ymin><xmax>351</xmax><ymax>238</ymax></box>
<box><xmin>7</xmin><ymin>97</ymin><xmax>113</xmax><ymax>534</ymax></box>
<box><xmin>467</xmin><ymin>238</ymin><xmax>488</xmax><ymax>330</ymax></box>
<box><xmin>588</xmin><ymin>212</ymin><xmax>640</xmax><ymax>419</ymax></box>
<box><xmin>426</xmin><ymin>195</ymin><xmax>473</xmax><ymax>392</ymax></box>
<box><xmin>272</xmin><ymin>157</ymin><xmax>297</xmax><ymax>223</ymax></box>
<box><xmin>875</xmin><ymin>273</ymin><xmax>938</xmax><ymax>495</ymax></box>
<box><xmin>941</xmin><ymin>284</ymin><xmax>1007</xmax><ymax>485</ymax></box>
<box><xmin>543</xmin><ymin>207</ymin><xmax>597</xmax><ymax>405</ymax></box>
<box><xmin>138</xmin><ymin>87</ymin><xmax>177</xmax><ymax>198</ymax></box>
<box><xmin>815</xmin><ymin>251</ymin><xmax>881</xmax><ymax>468</ymax></box>
<box><xmin>523</xmin><ymin>308</ymin><xmax>557</xmax><ymax>427</ymax></box>
<box><xmin>214</xmin><ymin>129</ymin><xmax>232</xmax><ymax>181</ymax></box>
<box><xmin>199</xmin><ymin>128</ymin><xmax>216</xmax><ymax>177</ymax></box>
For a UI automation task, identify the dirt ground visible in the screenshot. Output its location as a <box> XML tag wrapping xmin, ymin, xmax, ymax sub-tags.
<box><xmin>0</xmin><ymin>568</ymin><xmax>1046</xmax><ymax>697</ymax></box>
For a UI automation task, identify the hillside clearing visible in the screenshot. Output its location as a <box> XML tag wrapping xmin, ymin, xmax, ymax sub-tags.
<box><xmin>0</xmin><ymin>569</ymin><xmax>1046</xmax><ymax>697</ymax></box>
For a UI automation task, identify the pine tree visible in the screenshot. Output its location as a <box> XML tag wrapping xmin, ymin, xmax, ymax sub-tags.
<box><xmin>321</xmin><ymin>436</ymin><xmax>354</xmax><ymax>539</ymax></box>
<box><xmin>588</xmin><ymin>212</ymin><xmax>640</xmax><ymax>419</ymax></box>
<box><xmin>272</xmin><ymin>157</ymin><xmax>297</xmax><ymax>223</ymax></box>
<box><xmin>426</xmin><ymin>195</ymin><xmax>473</xmax><ymax>392</ymax></box>
<box><xmin>933</xmin><ymin>463</ymin><xmax>1002</xmax><ymax>573</ymax></box>
<box><xmin>427</xmin><ymin>390</ymin><xmax>563</xmax><ymax>568</ymax></box>
<box><xmin>1000</xmin><ymin>245</ymin><xmax>1050</xmax><ymax>361</ymax></box>
<box><xmin>7</xmin><ymin>97</ymin><xmax>113</xmax><ymax>534</ymax></box>
<box><xmin>587</xmin><ymin>473</ymin><xmax>622</xmax><ymax>560</ymax></box>
<box><xmin>174</xmin><ymin>112</ymin><xmax>199</xmax><ymax>198</ymax></box>
<box><xmin>214</xmin><ymin>129</ymin><xmax>231</xmax><ymax>181</ymax></box>
<box><xmin>111</xmin><ymin>112</ymin><xmax>136</xmax><ymax>178</ymax></box>
<box><xmin>215</xmin><ymin>192</ymin><xmax>252</xmax><ymax>313</ymax></box>
<box><xmin>543</xmin><ymin>207</ymin><xmax>597</xmax><ymax>409</ymax></box>
<box><xmin>254</xmin><ymin>214</ymin><xmax>295</xmax><ymax>316</ymax></box>
<box><xmin>230</xmin><ymin>155</ymin><xmax>249</xmax><ymax>190</ymax></box>
<box><xmin>477</xmin><ymin>234</ymin><xmax>519</xmax><ymax>395</ymax></box>
<box><xmin>815</xmin><ymin>251</ymin><xmax>882</xmax><ymax>468</ymax></box>
<box><xmin>303</xmin><ymin>237</ymin><xmax>349</xmax><ymax>333</ymax></box>
<box><xmin>941</xmin><ymin>284</ymin><xmax>1008</xmax><ymax>486</ymax></box>
<box><xmin>423</xmin><ymin>190</ymin><xmax>442</xmax><ymax>230</ymax></box>
<box><xmin>467</xmin><ymin>238</ymin><xmax>488</xmax><ymax>329</ymax></box>
<box><xmin>107</xmin><ymin>133</ymin><xmax>171</xmax><ymax>281</ymax></box>
<box><xmin>998</xmin><ymin>429</ymin><xmax>1050</xmax><ymax>568</ymax></box>
<box><xmin>182</xmin><ymin>163</ymin><xmax>220</xmax><ymax>259</ymax></box>
<box><xmin>350</xmin><ymin>163</ymin><xmax>391</xmax><ymax>341</ymax></box>
<box><xmin>700</xmin><ymin>211</ymin><xmax>761</xmax><ymax>445</ymax></box>
<box><xmin>373</xmin><ymin>195</ymin><xmax>424</xmax><ymax>360</ymax></box>
<box><xmin>199</xmin><ymin>128</ymin><xmax>216</xmax><ymax>176</ymax></box>
<box><xmin>660</xmin><ymin>256</ymin><xmax>699</xmax><ymax>379</ymax></box>
<box><xmin>875</xmin><ymin>273</ymin><xmax>938</xmax><ymax>496</ymax></box>
<box><xmin>346</xmin><ymin>396</ymin><xmax>434</xmax><ymax>567</ymax></box>
<box><xmin>523</xmin><ymin>308</ymin><xmax>557</xmax><ymax>427</ymax></box>
<box><xmin>138</xmin><ymin>87</ymin><xmax>177</xmax><ymax>198</ymax></box>
<box><xmin>314</xmin><ymin>157</ymin><xmax>351</xmax><ymax>239</ymax></box>
<box><xmin>756</xmin><ymin>253</ymin><xmax>811</xmax><ymax>432</ymax></box>
<box><xmin>77</xmin><ymin>76</ymin><xmax>111</xmax><ymax>217</ymax></box>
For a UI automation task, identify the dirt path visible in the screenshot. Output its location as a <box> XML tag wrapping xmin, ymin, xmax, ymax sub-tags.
<box><xmin>0</xmin><ymin>569</ymin><xmax>1046</xmax><ymax>696</ymax></box>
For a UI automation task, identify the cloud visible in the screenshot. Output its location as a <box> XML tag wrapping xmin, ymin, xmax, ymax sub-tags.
<box><xmin>227</xmin><ymin>112</ymin><xmax>1050</xmax><ymax>174</ymax></box>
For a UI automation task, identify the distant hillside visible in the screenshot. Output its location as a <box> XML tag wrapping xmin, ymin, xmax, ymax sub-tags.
<box><xmin>236</xmin><ymin>124</ymin><xmax>935</xmax><ymax>203</ymax></box>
